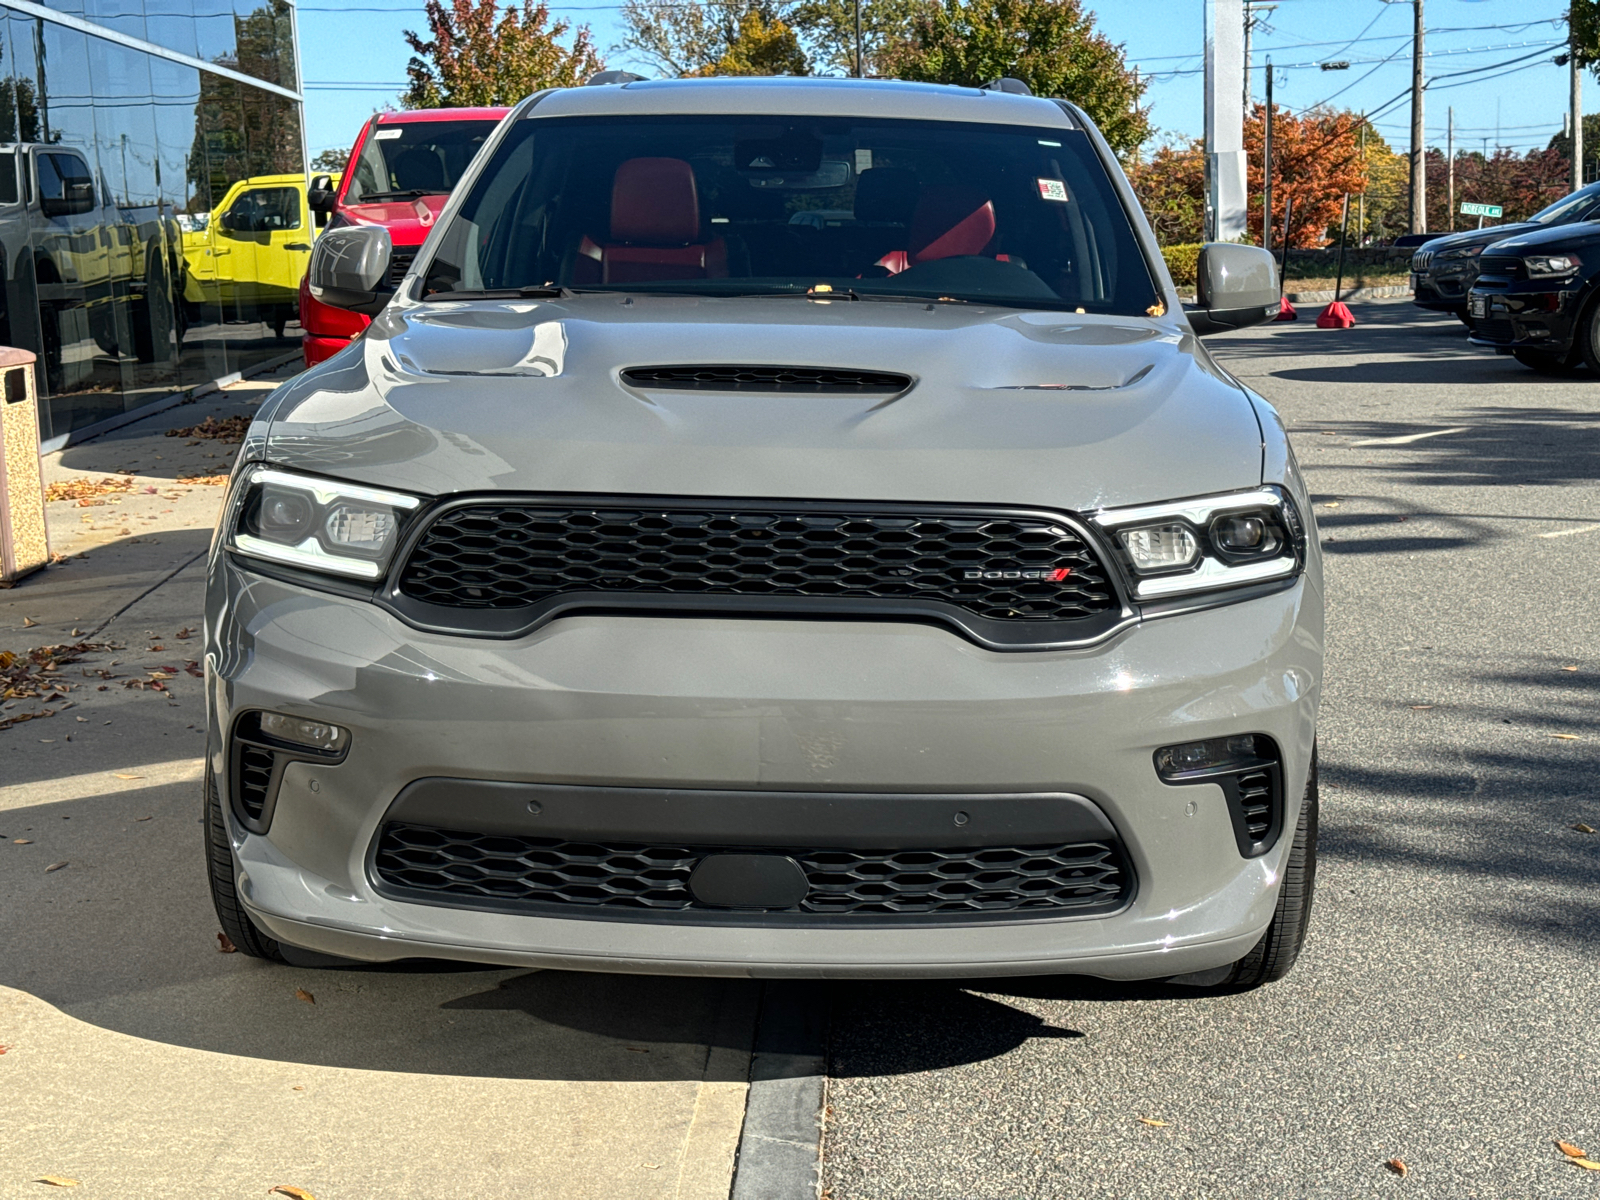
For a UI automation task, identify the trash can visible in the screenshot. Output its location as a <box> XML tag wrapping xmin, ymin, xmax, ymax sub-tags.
<box><xmin>0</xmin><ymin>346</ymin><xmax>49</xmax><ymax>584</ymax></box>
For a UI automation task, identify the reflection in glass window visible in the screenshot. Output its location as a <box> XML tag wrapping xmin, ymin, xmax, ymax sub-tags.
<box><xmin>37</xmin><ymin>152</ymin><xmax>94</xmax><ymax>207</ymax></box>
<box><xmin>0</xmin><ymin>151</ymin><xmax>18</xmax><ymax>204</ymax></box>
<box><xmin>227</xmin><ymin>186</ymin><xmax>300</xmax><ymax>232</ymax></box>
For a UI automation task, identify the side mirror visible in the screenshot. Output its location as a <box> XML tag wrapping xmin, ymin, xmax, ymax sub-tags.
<box><xmin>308</xmin><ymin>224</ymin><xmax>394</xmax><ymax>315</ymax></box>
<box><xmin>42</xmin><ymin>182</ymin><xmax>95</xmax><ymax>218</ymax></box>
<box><xmin>308</xmin><ymin>174</ymin><xmax>335</xmax><ymax>216</ymax></box>
<box><xmin>1185</xmin><ymin>244</ymin><xmax>1281</xmax><ymax>336</ymax></box>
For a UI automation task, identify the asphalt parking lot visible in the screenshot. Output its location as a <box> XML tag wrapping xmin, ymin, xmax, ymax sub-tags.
<box><xmin>820</xmin><ymin>301</ymin><xmax>1600</xmax><ymax>1199</ymax></box>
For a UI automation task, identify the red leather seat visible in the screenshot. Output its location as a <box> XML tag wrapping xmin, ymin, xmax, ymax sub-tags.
<box><xmin>876</xmin><ymin>186</ymin><xmax>997</xmax><ymax>275</ymax></box>
<box><xmin>577</xmin><ymin>158</ymin><xmax>727</xmax><ymax>284</ymax></box>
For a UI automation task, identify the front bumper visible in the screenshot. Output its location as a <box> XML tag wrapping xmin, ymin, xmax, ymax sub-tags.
<box><xmin>1466</xmin><ymin>283</ymin><xmax>1581</xmax><ymax>352</ymax></box>
<box><xmin>1412</xmin><ymin>272</ymin><xmax>1475</xmax><ymax>313</ymax></box>
<box><xmin>206</xmin><ymin>557</ymin><xmax>1323</xmax><ymax>979</ymax></box>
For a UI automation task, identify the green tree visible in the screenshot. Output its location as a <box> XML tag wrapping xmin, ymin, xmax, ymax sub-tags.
<box><xmin>786</xmin><ymin>0</ymin><xmax>927</xmax><ymax>75</ymax></box>
<box><xmin>689</xmin><ymin>10</ymin><xmax>809</xmax><ymax>75</ymax></box>
<box><xmin>403</xmin><ymin>0</ymin><xmax>604</xmax><ymax>108</ymax></box>
<box><xmin>310</xmin><ymin>147</ymin><xmax>350</xmax><ymax>173</ymax></box>
<box><xmin>877</xmin><ymin>0</ymin><xmax>1149</xmax><ymax>156</ymax></box>
<box><xmin>619</xmin><ymin>0</ymin><xmax>791</xmax><ymax>76</ymax></box>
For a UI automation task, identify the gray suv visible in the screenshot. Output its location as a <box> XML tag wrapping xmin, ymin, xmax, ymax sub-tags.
<box><xmin>204</xmin><ymin>77</ymin><xmax>1322</xmax><ymax>987</ymax></box>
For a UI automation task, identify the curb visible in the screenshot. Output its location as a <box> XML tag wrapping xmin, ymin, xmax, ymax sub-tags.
<box><xmin>1283</xmin><ymin>284</ymin><xmax>1412</xmax><ymax>304</ymax></box>
<box><xmin>729</xmin><ymin>982</ymin><xmax>829</xmax><ymax>1200</ymax></box>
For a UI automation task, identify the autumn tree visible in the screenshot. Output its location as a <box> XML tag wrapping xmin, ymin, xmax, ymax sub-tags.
<box><xmin>688</xmin><ymin>10</ymin><xmax>809</xmax><ymax>75</ymax></box>
<box><xmin>877</xmin><ymin>0</ymin><xmax>1149</xmax><ymax>156</ymax></box>
<box><xmin>403</xmin><ymin>0</ymin><xmax>603</xmax><ymax>108</ymax></box>
<box><xmin>619</xmin><ymin>0</ymin><xmax>795</xmax><ymax>76</ymax></box>
<box><xmin>1246</xmin><ymin>104</ymin><xmax>1367</xmax><ymax>247</ymax></box>
<box><xmin>1423</xmin><ymin>146</ymin><xmax>1570</xmax><ymax>232</ymax></box>
<box><xmin>1125</xmin><ymin>140</ymin><xmax>1206</xmax><ymax>244</ymax></box>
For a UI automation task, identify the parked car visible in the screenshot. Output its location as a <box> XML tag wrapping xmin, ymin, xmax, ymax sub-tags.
<box><xmin>0</xmin><ymin>141</ymin><xmax>185</xmax><ymax>392</ymax></box>
<box><xmin>207</xmin><ymin>76</ymin><xmax>1321</xmax><ymax>987</ymax></box>
<box><xmin>1464</xmin><ymin>221</ymin><xmax>1600</xmax><ymax>372</ymax></box>
<box><xmin>1411</xmin><ymin>181</ymin><xmax>1600</xmax><ymax>324</ymax></box>
<box><xmin>299</xmin><ymin>107</ymin><xmax>508</xmax><ymax>366</ymax></box>
<box><xmin>183</xmin><ymin>173</ymin><xmax>322</xmax><ymax>340</ymax></box>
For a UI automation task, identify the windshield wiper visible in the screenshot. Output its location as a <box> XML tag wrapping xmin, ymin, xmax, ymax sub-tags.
<box><xmin>356</xmin><ymin>189</ymin><xmax>435</xmax><ymax>202</ymax></box>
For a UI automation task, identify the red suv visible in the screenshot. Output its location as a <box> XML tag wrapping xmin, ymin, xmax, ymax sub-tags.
<box><xmin>302</xmin><ymin>107</ymin><xmax>509</xmax><ymax>366</ymax></box>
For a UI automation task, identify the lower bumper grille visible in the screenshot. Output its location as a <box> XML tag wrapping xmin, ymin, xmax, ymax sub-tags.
<box><xmin>1473</xmin><ymin>317</ymin><xmax>1514</xmax><ymax>343</ymax></box>
<box><xmin>372</xmin><ymin>822</ymin><xmax>1132</xmax><ymax>921</ymax></box>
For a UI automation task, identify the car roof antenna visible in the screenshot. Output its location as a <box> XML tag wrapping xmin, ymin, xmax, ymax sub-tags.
<box><xmin>586</xmin><ymin>70</ymin><xmax>648</xmax><ymax>86</ymax></box>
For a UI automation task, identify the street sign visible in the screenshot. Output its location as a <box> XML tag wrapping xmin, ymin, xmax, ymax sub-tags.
<box><xmin>1460</xmin><ymin>201</ymin><xmax>1503</xmax><ymax>218</ymax></box>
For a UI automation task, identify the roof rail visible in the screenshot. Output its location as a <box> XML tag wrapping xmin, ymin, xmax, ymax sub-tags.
<box><xmin>980</xmin><ymin>77</ymin><xmax>1033</xmax><ymax>96</ymax></box>
<box><xmin>586</xmin><ymin>70</ymin><xmax>648</xmax><ymax>86</ymax></box>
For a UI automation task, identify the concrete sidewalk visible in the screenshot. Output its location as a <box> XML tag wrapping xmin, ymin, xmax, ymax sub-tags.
<box><xmin>1</xmin><ymin>375</ymin><xmax>756</xmax><ymax>1198</ymax></box>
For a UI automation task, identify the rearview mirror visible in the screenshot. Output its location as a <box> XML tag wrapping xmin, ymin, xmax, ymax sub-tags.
<box><xmin>308</xmin><ymin>224</ymin><xmax>394</xmax><ymax>315</ymax></box>
<box><xmin>1185</xmin><ymin>244</ymin><xmax>1281</xmax><ymax>336</ymax></box>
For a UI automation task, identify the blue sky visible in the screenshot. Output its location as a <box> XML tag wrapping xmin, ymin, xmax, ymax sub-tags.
<box><xmin>297</xmin><ymin>0</ymin><xmax>1575</xmax><ymax>164</ymax></box>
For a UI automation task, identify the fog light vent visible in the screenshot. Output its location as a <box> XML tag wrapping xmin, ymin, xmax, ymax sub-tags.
<box><xmin>1155</xmin><ymin>734</ymin><xmax>1285</xmax><ymax>858</ymax></box>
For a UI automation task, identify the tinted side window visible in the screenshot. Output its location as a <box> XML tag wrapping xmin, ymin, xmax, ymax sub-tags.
<box><xmin>228</xmin><ymin>187</ymin><xmax>301</xmax><ymax>232</ymax></box>
<box><xmin>0</xmin><ymin>152</ymin><xmax>16</xmax><ymax>204</ymax></box>
<box><xmin>38</xmin><ymin>153</ymin><xmax>93</xmax><ymax>203</ymax></box>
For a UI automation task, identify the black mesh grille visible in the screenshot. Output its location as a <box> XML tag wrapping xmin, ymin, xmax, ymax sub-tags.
<box><xmin>1235</xmin><ymin>767</ymin><xmax>1274</xmax><ymax>843</ymax></box>
<box><xmin>373</xmin><ymin>822</ymin><xmax>1130</xmax><ymax>918</ymax></box>
<box><xmin>398</xmin><ymin>504</ymin><xmax>1117</xmax><ymax>622</ymax></box>
<box><xmin>388</xmin><ymin>247</ymin><xmax>418</xmax><ymax>288</ymax></box>
<box><xmin>621</xmin><ymin>365</ymin><xmax>911</xmax><ymax>392</ymax></box>
<box><xmin>1473</xmin><ymin>317</ymin><xmax>1514</xmax><ymax>343</ymax></box>
<box><xmin>1476</xmin><ymin>255</ymin><xmax>1524</xmax><ymax>279</ymax></box>
<box><xmin>234</xmin><ymin>743</ymin><xmax>276</xmax><ymax>823</ymax></box>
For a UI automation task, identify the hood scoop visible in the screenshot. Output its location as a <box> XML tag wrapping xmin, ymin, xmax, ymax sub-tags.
<box><xmin>621</xmin><ymin>364</ymin><xmax>913</xmax><ymax>393</ymax></box>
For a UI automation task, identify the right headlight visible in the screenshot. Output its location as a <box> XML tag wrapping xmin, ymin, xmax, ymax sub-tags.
<box><xmin>227</xmin><ymin>466</ymin><xmax>423</xmax><ymax>580</ymax></box>
<box><xmin>1093</xmin><ymin>486</ymin><xmax>1305</xmax><ymax>600</ymax></box>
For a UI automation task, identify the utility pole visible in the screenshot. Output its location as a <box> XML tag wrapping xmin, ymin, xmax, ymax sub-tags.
<box><xmin>1205</xmin><ymin>0</ymin><xmax>1248</xmax><ymax>241</ymax></box>
<box><xmin>1244</xmin><ymin>2</ymin><xmax>1252</xmax><ymax>111</ymax></box>
<box><xmin>1358</xmin><ymin>119</ymin><xmax>1366</xmax><ymax>244</ymax></box>
<box><xmin>1263</xmin><ymin>59</ymin><xmax>1273</xmax><ymax>251</ymax></box>
<box><xmin>1409</xmin><ymin>0</ymin><xmax>1425</xmax><ymax>234</ymax></box>
<box><xmin>1572</xmin><ymin>26</ymin><xmax>1584</xmax><ymax>191</ymax></box>
<box><xmin>1447</xmin><ymin>107</ymin><xmax>1454</xmax><ymax>230</ymax></box>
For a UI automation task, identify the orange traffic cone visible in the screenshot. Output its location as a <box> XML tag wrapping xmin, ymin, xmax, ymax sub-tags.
<box><xmin>1275</xmin><ymin>297</ymin><xmax>1298</xmax><ymax>321</ymax></box>
<box><xmin>1316</xmin><ymin>300</ymin><xmax>1355</xmax><ymax>328</ymax></box>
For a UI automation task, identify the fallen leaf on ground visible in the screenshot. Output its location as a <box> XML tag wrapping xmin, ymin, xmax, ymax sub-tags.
<box><xmin>45</xmin><ymin>862</ymin><xmax>68</xmax><ymax>873</ymax></box>
<box><xmin>35</xmin><ymin>1178</ymin><xmax>79</xmax><ymax>1187</ymax></box>
<box><xmin>1386</xmin><ymin>1158</ymin><xmax>1408</xmax><ymax>1177</ymax></box>
<box><xmin>176</xmin><ymin>627</ymin><xmax>192</xmax><ymax>639</ymax></box>
<box><xmin>1558</xmin><ymin>1142</ymin><xmax>1589</xmax><ymax>1159</ymax></box>
<box><xmin>295</xmin><ymin>988</ymin><xmax>315</xmax><ymax>1005</ymax></box>
<box><xmin>44</xmin><ymin>475</ymin><xmax>137</xmax><ymax>503</ymax></box>
<box><xmin>1575</xmin><ymin>824</ymin><xmax>1596</xmax><ymax>834</ymax></box>
<box><xmin>217</xmin><ymin>932</ymin><xmax>238</xmax><ymax>953</ymax></box>
<box><xmin>1137</xmin><ymin>1117</ymin><xmax>1169</xmax><ymax>1127</ymax></box>
<box><xmin>22</xmin><ymin>616</ymin><xmax>37</xmax><ymax>627</ymax></box>
<box><xmin>136</xmin><ymin>815</ymin><xmax>151</xmax><ymax>822</ymax></box>
<box><xmin>113</xmin><ymin>773</ymin><xmax>143</xmax><ymax>780</ymax></box>
<box><xmin>14</xmin><ymin>838</ymin><xmax>32</xmax><ymax>844</ymax></box>
<box><xmin>0</xmin><ymin>1044</ymin><xmax>9</xmax><ymax>1053</ymax></box>
<box><xmin>178</xmin><ymin>473</ymin><xmax>230</xmax><ymax>486</ymax></box>
<box><xmin>1572</xmin><ymin>1160</ymin><xmax>1600</xmax><ymax>1172</ymax></box>
<box><xmin>268</xmin><ymin>1188</ymin><xmax>316</xmax><ymax>1199</ymax></box>
<box><xmin>1549</xmin><ymin>733</ymin><xmax>1580</xmax><ymax>740</ymax></box>
<box><xmin>291</xmin><ymin>1085</ymin><xmax>305</xmax><ymax>1091</ymax></box>
<box><xmin>167</xmin><ymin>414</ymin><xmax>248</xmax><ymax>442</ymax></box>
<box><xmin>1561</xmin><ymin>666</ymin><xmax>1578</xmax><ymax>672</ymax></box>
<box><xmin>1409</xmin><ymin>705</ymin><xmax>1433</xmax><ymax>710</ymax></box>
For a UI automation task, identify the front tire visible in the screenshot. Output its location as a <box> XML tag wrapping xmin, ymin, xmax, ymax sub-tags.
<box><xmin>204</xmin><ymin>763</ymin><xmax>286</xmax><ymax>961</ymax></box>
<box><xmin>1512</xmin><ymin>347</ymin><xmax>1583</xmax><ymax>375</ymax></box>
<box><xmin>1222</xmin><ymin>746</ymin><xmax>1318</xmax><ymax>989</ymax></box>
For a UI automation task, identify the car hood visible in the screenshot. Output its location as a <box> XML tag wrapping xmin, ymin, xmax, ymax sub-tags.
<box><xmin>337</xmin><ymin>195</ymin><xmax>449</xmax><ymax>245</ymax></box>
<box><xmin>1481</xmin><ymin>220</ymin><xmax>1600</xmax><ymax>254</ymax></box>
<box><xmin>1421</xmin><ymin>223</ymin><xmax>1538</xmax><ymax>254</ymax></box>
<box><xmin>257</xmin><ymin>296</ymin><xmax>1265</xmax><ymax>513</ymax></box>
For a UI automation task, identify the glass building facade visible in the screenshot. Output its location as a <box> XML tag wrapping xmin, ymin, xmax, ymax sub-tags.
<box><xmin>0</xmin><ymin>0</ymin><xmax>305</xmax><ymax>446</ymax></box>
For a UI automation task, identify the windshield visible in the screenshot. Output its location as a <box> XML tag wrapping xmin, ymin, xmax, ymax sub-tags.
<box><xmin>420</xmin><ymin>115</ymin><xmax>1160</xmax><ymax>314</ymax></box>
<box><xmin>1529</xmin><ymin>183</ymin><xmax>1600</xmax><ymax>225</ymax></box>
<box><xmin>346</xmin><ymin>119</ymin><xmax>500</xmax><ymax>205</ymax></box>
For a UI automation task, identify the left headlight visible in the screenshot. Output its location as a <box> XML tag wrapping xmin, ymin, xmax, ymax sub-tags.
<box><xmin>1093</xmin><ymin>486</ymin><xmax>1305</xmax><ymax>600</ymax></box>
<box><xmin>1524</xmin><ymin>253</ymin><xmax>1581</xmax><ymax>279</ymax></box>
<box><xmin>227</xmin><ymin>466</ymin><xmax>423</xmax><ymax>580</ymax></box>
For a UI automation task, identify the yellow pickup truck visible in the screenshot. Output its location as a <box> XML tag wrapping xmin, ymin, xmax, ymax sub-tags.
<box><xmin>183</xmin><ymin>173</ymin><xmax>331</xmax><ymax>337</ymax></box>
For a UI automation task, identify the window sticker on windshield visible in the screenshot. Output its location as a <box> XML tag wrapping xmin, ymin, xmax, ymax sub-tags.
<box><xmin>1037</xmin><ymin>178</ymin><xmax>1070</xmax><ymax>202</ymax></box>
<box><xmin>375</xmin><ymin>128</ymin><xmax>404</xmax><ymax>140</ymax></box>
<box><xmin>854</xmin><ymin>148</ymin><xmax>872</xmax><ymax>172</ymax></box>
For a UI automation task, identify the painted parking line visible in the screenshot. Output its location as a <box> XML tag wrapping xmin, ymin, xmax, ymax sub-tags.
<box><xmin>1349</xmin><ymin>426</ymin><xmax>1471</xmax><ymax>447</ymax></box>
<box><xmin>1537</xmin><ymin>523</ymin><xmax>1600</xmax><ymax>539</ymax></box>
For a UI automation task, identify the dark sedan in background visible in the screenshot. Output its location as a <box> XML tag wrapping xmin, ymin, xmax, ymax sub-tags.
<box><xmin>1411</xmin><ymin>181</ymin><xmax>1600</xmax><ymax>323</ymax></box>
<box><xmin>1466</xmin><ymin>221</ymin><xmax>1600</xmax><ymax>373</ymax></box>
